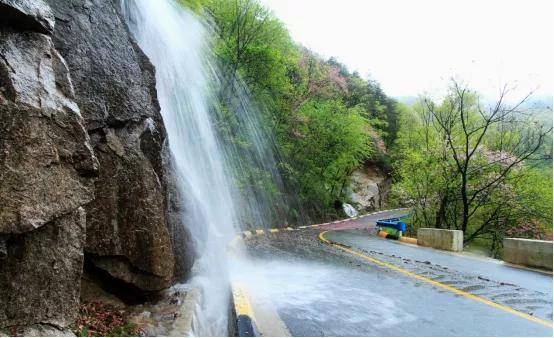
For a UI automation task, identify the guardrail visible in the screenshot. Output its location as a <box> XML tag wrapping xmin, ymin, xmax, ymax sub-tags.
<box><xmin>417</xmin><ymin>228</ymin><xmax>463</xmax><ymax>252</ymax></box>
<box><xmin>503</xmin><ymin>238</ymin><xmax>553</xmax><ymax>271</ymax></box>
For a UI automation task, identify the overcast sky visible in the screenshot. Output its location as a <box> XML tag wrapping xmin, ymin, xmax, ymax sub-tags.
<box><xmin>260</xmin><ymin>0</ymin><xmax>553</xmax><ymax>101</ymax></box>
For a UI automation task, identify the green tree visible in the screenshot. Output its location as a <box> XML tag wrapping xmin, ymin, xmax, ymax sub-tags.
<box><xmin>180</xmin><ymin>0</ymin><xmax>400</xmax><ymax>224</ymax></box>
<box><xmin>282</xmin><ymin>100</ymin><xmax>373</xmax><ymax>220</ymax></box>
<box><xmin>392</xmin><ymin>81</ymin><xmax>552</xmax><ymax>255</ymax></box>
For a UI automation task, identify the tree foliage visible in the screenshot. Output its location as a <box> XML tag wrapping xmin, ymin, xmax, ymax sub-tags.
<box><xmin>281</xmin><ymin>99</ymin><xmax>373</xmax><ymax>220</ymax></box>
<box><xmin>180</xmin><ymin>0</ymin><xmax>551</xmax><ymax>240</ymax></box>
<box><xmin>184</xmin><ymin>0</ymin><xmax>399</xmax><ymax>223</ymax></box>
<box><xmin>392</xmin><ymin>81</ymin><xmax>552</xmax><ymax>256</ymax></box>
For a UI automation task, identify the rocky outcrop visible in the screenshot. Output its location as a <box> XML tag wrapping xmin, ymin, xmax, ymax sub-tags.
<box><xmin>1</xmin><ymin>0</ymin><xmax>192</xmax><ymax>331</ymax></box>
<box><xmin>46</xmin><ymin>0</ymin><xmax>190</xmax><ymax>291</ymax></box>
<box><xmin>0</xmin><ymin>209</ymin><xmax>87</xmax><ymax>328</ymax></box>
<box><xmin>348</xmin><ymin>164</ymin><xmax>391</xmax><ymax>212</ymax></box>
<box><xmin>0</xmin><ymin>0</ymin><xmax>96</xmax><ymax>328</ymax></box>
<box><xmin>0</xmin><ymin>0</ymin><xmax>55</xmax><ymax>34</ymax></box>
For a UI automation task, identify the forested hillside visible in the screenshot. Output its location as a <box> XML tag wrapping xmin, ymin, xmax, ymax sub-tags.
<box><xmin>181</xmin><ymin>0</ymin><xmax>552</xmax><ymax>256</ymax></box>
<box><xmin>181</xmin><ymin>0</ymin><xmax>400</xmax><ymax>224</ymax></box>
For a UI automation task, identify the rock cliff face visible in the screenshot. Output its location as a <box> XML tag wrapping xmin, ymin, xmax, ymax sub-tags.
<box><xmin>348</xmin><ymin>164</ymin><xmax>391</xmax><ymax>213</ymax></box>
<box><xmin>0</xmin><ymin>0</ymin><xmax>95</xmax><ymax>328</ymax></box>
<box><xmin>0</xmin><ymin>0</ymin><xmax>55</xmax><ymax>34</ymax></box>
<box><xmin>0</xmin><ymin>0</ymin><xmax>191</xmax><ymax>331</ymax></box>
<box><xmin>47</xmin><ymin>0</ymin><xmax>179</xmax><ymax>292</ymax></box>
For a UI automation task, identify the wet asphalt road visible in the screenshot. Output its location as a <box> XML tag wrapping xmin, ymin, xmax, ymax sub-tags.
<box><xmin>242</xmin><ymin>210</ymin><xmax>553</xmax><ymax>336</ymax></box>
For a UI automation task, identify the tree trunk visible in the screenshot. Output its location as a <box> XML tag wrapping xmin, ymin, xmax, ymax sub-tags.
<box><xmin>461</xmin><ymin>170</ymin><xmax>469</xmax><ymax>233</ymax></box>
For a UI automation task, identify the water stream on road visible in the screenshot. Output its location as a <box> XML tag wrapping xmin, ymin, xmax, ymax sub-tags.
<box><xmin>122</xmin><ymin>0</ymin><xmax>286</xmax><ymax>335</ymax></box>
<box><xmin>232</xmin><ymin>257</ymin><xmax>417</xmax><ymax>336</ymax></box>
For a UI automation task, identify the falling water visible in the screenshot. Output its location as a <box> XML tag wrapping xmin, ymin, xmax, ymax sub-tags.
<box><xmin>342</xmin><ymin>203</ymin><xmax>359</xmax><ymax>218</ymax></box>
<box><xmin>122</xmin><ymin>0</ymin><xmax>287</xmax><ymax>335</ymax></box>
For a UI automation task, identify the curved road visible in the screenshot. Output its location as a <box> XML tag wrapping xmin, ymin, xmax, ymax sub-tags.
<box><xmin>237</xmin><ymin>210</ymin><xmax>553</xmax><ymax>336</ymax></box>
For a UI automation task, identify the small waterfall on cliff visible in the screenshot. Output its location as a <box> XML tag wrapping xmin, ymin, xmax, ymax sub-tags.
<box><xmin>343</xmin><ymin>203</ymin><xmax>359</xmax><ymax>218</ymax></box>
<box><xmin>122</xmin><ymin>0</ymin><xmax>286</xmax><ymax>335</ymax></box>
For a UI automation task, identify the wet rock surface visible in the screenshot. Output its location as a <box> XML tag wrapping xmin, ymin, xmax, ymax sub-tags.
<box><xmin>6</xmin><ymin>324</ymin><xmax>76</xmax><ymax>337</ymax></box>
<box><xmin>0</xmin><ymin>0</ymin><xmax>95</xmax><ymax>327</ymax></box>
<box><xmin>127</xmin><ymin>286</ymin><xmax>200</xmax><ymax>336</ymax></box>
<box><xmin>0</xmin><ymin>208</ymin><xmax>87</xmax><ymax>328</ymax></box>
<box><xmin>0</xmin><ymin>0</ymin><xmax>55</xmax><ymax>34</ymax></box>
<box><xmin>46</xmin><ymin>0</ymin><xmax>191</xmax><ymax>291</ymax></box>
<box><xmin>0</xmin><ymin>29</ymin><xmax>96</xmax><ymax>236</ymax></box>
<box><xmin>1</xmin><ymin>0</ymin><xmax>192</xmax><ymax>330</ymax></box>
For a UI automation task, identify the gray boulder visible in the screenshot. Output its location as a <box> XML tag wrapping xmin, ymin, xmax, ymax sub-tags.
<box><xmin>348</xmin><ymin>164</ymin><xmax>391</xmax><ymax>213</ymax></box>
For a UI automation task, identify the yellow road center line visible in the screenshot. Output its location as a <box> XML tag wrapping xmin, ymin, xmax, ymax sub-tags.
<box><xmin>270</xmin><ymin>228</ymin><xmax>279</xmax><ymax>233</ymax></box>
<box><xmin>286</xmin><ymin>227</ymin><xmax>294</xmax><ymax>231</ymax></box>
<box><xmin>311</xmin><ymin>224</ymin><xmax>319</xmax><ymax>227</ymax></box>
<box><xmin>299</xmin><ymin>225</ymin><xmax>310</xmax><ymax>229</ymax></box>
<box><xmin>318</xmin><ymin>231</ymin><xmax>553</xmax><ymax>329</ymax></box>
<box><xmin>255</xmin><ymin>229</ymin><xmax>264</xmax><ymax>235</ymax></box>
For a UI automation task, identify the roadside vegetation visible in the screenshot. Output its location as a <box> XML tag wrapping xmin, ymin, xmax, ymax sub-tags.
<box><xmin>181</xmin><ymin>0</ymin><xmax>399</xmax><ymax>224</ymax></box>
<box><xmin>391</xmin><ymin>83</ymin><xmax>552</xmax><ymax>257</ymax></box>
<box><xmin>180</xmin><ymin>0</ymin><xmax>552</xmax><ymax>256</ymax></box>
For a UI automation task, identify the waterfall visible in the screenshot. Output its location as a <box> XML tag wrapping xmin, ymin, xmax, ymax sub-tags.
<box><xmin>343</xmin><ymin>203</ymin><xmax>359</xmax><ymax>218</ymax></box>
<box><xmin>121</xmin><ymin>0</ymin><xmax>286</xmax><ymax>335</ymax></box>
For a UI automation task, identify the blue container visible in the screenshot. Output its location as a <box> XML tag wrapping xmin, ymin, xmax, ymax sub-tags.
<box><xmin>376</xmin><ymin>218</ymin><xmax>407</xmax><ymax>232</ymax></box>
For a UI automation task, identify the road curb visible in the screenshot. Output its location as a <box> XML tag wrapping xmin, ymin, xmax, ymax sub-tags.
<box><xmin>231</xmin><ymin>283</ymin><xmax>258</xmax><ymax>337</ymax></box>
<box><xmin>399</xmin><ymin>236</ymin><xmax>418</xmax><ymax>244</ymax></box>
<box><xmin>237</xmin><ymin>208</ymin><xmax>410</xmax><ymax>239</ymax></box>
